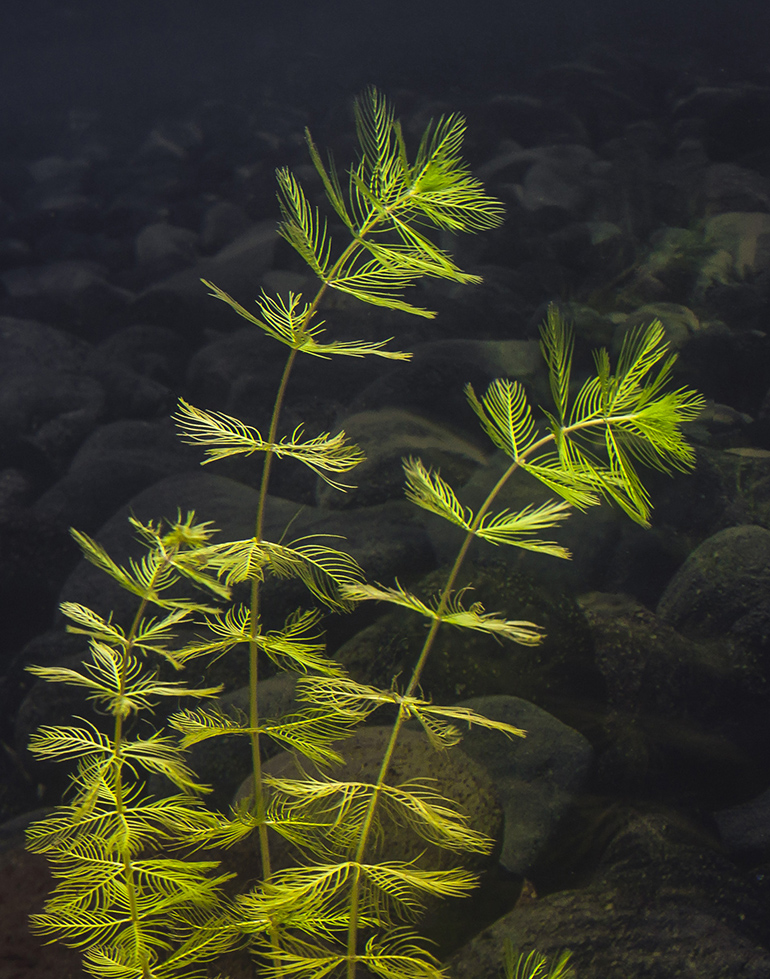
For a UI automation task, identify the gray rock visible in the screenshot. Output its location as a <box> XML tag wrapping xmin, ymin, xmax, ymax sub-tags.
<box><xmin>135</xmin><ymin>222</ymin><xmax>199</xmax><ymax>272</ymax></box>
<box><xmin>32</xmin><ymin>420</ymin><xmax>199</xmax><ymax>532</ymax></box>
<box><xmin>714</xmin><ymin>786</ymin><xmax>770</xmax><ymax>856</ymax></box>
<box><xmin>316</xmin><ymin>408</ymin><xmax>487</xmax><ymax>510</ymax></box>
<box><xmin>199</xmin><ymin>201</ymin><xmax>253</xmax><ymax>252</ymax></box>
<box><xmin>185</xmin><ymin>325</ymin><xmax>287</xmax><ymax>410</ymax></box>
<box><xmin>699</xmin><ymin>212</ymin><xmax>770</xmax><ymax>292</ymax></box>
<box><xmin>581</xmin><ymin>591</ymin><xmax>770</xmax><ymax>803</ymax></box>
<box><xmin>448</xmin><ymin>810</ymin><xmax>770</xmax><ymax>979</ymax></box>
<box><xmin>238</xmin><ymin>725</ymin><xmax>501</xmax><ymax>873</ymax></box>
<box><xmin>0</xmin><ymin>316</ymin><xmax>104</xmax><ymax>469</ymax></box>
<box><xmin>128</xmin><ymin>222</ymin><xmax>278</xmax><ymax>332</ymax></box>
<box><xmin>456</xmin><ymin>696</ymin><xmax>593</xmax><ymax>873</ymax></box>
<box><xmin>656</xmin><ymin>524</ymin><xmax>770</xmax><ymax>640</ymax></box>
<box><xmin>703</xmin><ymin>163</ymin><xmax>770</xmax><ymax>215</ymax></box>
<box><xmin>614</xmin><ymin>302</ymin><xmax>701</xmax><ymax>351</ymax></box>
<box><xmin>336</xmin><ymin>560</ymin><xmax>601</xmax><ymax>736</ymax></box>
<box><xmin>57</xmin><ymin>471</ymin><xmax>435</xmax><ymax>630</ymax></box>
<box><xmin>345</xmin><ymin>337</ymin><xmax>543</xmax><ymax>437</ymax></box>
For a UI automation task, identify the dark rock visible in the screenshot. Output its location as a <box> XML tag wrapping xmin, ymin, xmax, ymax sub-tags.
<box><xmin>449</xmin><ymin>808</ymin><xmax>770</xmax><ymax>979</ymax></box>
<box><xmin>56</xmin><ymin>471</ymin><xmax>434</xmax><ymax>638</ymax></box>
<box><xmin>185</xmin><ymin>325</ymin><xmax>287</xmax><ymax>414</ymax></box>
<box><xmin>703</xmin><ymin>163</ymin><xmax>770</xmax><ymax>215</ymax></box>
<box><xmin>699</xmin><ymin>212</ymin><xmax>770</xmax><ymax>291</ymax></box>
<box><xmin>316</xmin><ymin>408</ymin><xmax>487</xmax><ymax>510</ymax></box>
<box><xmin>696</xmin><ymin>86</ymin><xmax>770</xmax><ymax>163</ymax></box>
<box><xmin>199</xmin><ymin>201</ymin><xmax>253</xmax><ymax>253</ymax></box>
<box><xmin>581</xmin><ymin>592</ymin><xmax>770</xmax><ymax>804</ymax></box>
<box><xmin>240</xmin><ymin>725</ymin><xmax>501</xmax><ymax>873</ymax></box>
<box><xmin>32</xmin><ymin>420</ymin><xmax>199</xmax><ymax>532</ymax></box>
<box><xmin>94</xmin><ymin>323</ymin><xmax>188</xmax><ymax>387</ymax></box>
<box><xmin>621</xmin><ymin>227</ymin><xmax>715</xmax><ymax>305</ymax></box>
<box><xmin>545</xmin><ymin>220</ymin><xmax>634</xmax><ymax>280</ymax></box>
<box><xmin>715</xmin><ymin>786</ymin><xmax>770</xmax><ymax>858</ymax></box>
<box><xmin>345</xmin><ymin>337</ymin><xmax>543</xmax><ymax>437</ymax></box>
<box><xmin>0</xmin><ymin>259</ymin><xmax>133</xmax><ymax>335</ymax></box>
<box><xmin>126</xmin><ymin>222</ymin><xmax>277</xmax><ymax>333</ymax></box>
<box><xmin>336</xmin><ymin>560</ymin><xmax>603</xmax><ymax>736</ymax></box>
<box><xmin>457</xmin><ymin>696</ymin><xmax>593</xmax><ymax>874</ymax></box>
<box><xmin>517</xmin><ymin>145</ymin><xmax>599</xmax><ymax>224</ymax></box>
<box><xmin>0</xmin><ymin>316</ymin><xmax>104</xmax><ymax>471</ymax></box>
<box><xmin>477</xmin><ymin>95</ymin><xmax>588</xmax><ymax>148</ymax></box>
<box><xmin>613</xmin><ymin>302</ymin><xmax>700</xmax><ymax>351</ymax></box>
<box><xmin>134</xmin><ymin>222</ymin><xmax>199</xmax><ymax>276</ymax></box>
<box><xmin>657</xmin><ymin>524</ymin><xmax>770</xmax><ymax>642</ymax></box>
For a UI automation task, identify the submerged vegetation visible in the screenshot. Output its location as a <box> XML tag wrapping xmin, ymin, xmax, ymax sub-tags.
<box><xmin>26</xmin><ymin>88</ymin><xmax>704</xmax><ymax>979</ymax></box>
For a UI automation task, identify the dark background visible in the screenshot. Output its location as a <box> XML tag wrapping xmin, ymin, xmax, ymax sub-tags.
<box><xmin>2</xmin><ymin>0</ymin><xmax>768</xmax><ymax>123</ymax></box>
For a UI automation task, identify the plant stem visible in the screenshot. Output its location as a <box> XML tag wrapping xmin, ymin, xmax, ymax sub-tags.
<box><xmin>248</xmin><ymin>347</ymin><xmax>299</xmax><ymax>886</ymax></box>
<box><xmin>246</xmin><ymin>180</ymin><xmax>415</xmax><ymax>875</ymax></box>
<box><xmin>345</xmin><ymin>412</ymin><xmax>635</xmax><ymax>978</ymax></box>
<box><xmin>113</xmin><ymin>591</ymin><xmax>157</xmax><ymax>979</ymax></box>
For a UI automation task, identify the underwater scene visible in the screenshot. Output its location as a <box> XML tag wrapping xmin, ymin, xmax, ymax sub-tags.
<box><xmin>2</xmin><ymin>1</ymin><xmax>770</xmax><ymax>977</ymax></box>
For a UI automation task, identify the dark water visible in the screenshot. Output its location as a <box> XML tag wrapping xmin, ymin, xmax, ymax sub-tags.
<box><xmin>3</xmin><ymin>1</ymin><xmax>770</xmax><ymax>977</ymax></box>
<box><xmin>3</xmin><ymin>0</ymin><xmax>768</xmax><ymax>119</ymax></box>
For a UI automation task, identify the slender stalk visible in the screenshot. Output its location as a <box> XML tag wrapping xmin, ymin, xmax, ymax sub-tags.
<box><xmin>243</xmin><ymin>185</ymin><xmax>414</xmax><ymax>974</ymax></box>
<box><xmin>344</xmin><ymin>411</ymin><xmax>640</xmax><ymax>979</ymax></box>
<box><xmin>245</xmin><ymin>172</ymin><xmax>421</xmax><ymax>874</ymax></box>
<box><xmin>112</xmin><ymin>582</ymin><xmax>162</xmax><ymax>979</ymax></box>
<box><xmin>248</xmin><ymin>347</ymin><xmax>299</xmax><ymax>884</ymax></box>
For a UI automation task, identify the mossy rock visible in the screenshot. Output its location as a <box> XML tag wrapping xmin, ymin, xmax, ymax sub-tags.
<box><xmin>235</xmin><ymin>725</ymin><xmax>501</xmax><ymax>873</ymax></box>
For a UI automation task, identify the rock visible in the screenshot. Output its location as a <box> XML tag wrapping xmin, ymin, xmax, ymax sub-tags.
<box><xmin>454</xmin><ymin>451</ymin><xmax>683</xmax><ymax>605</ymax></box>
<box><xmin>623</xmin><ymin>227</ymin><xmax>714</xmax><ymax>304</ymax></box>
<box><xmin>336</xmin><ymin>560</ymin><xmax>602</xmax><ymax>736</ymax></box>
<box><xmin>715</xmin><ymin>786</ymin><xmax>770</xmax><ymax>857</ymax></box>
<box><xmin>199</xmin><ymin>201</ymin><xmax>253</xmax><ymax>253</ymax></box>
<box><xmin>516</xmin><ymin>145</ymin><xmax>598</xmax><ymax>222</ymax></box>
<box><xmin>581</xmin><ymin>591</ymin><xmax>770</xmax><ymax>803</ymax></box>
<box><xmin>316</xmin><ymin>408</ymin><xmax>487</xmax><ymax>509</ymax></box>
<box><xmin>135</xmin><ymin>118</ymin><xmax>204</xmax><ymax>161</ymax></box>
<box><xmin>700</xmin><ymin>211</ymin><xmax>770</xmax><ymax>285</ymax></box>
<box><xmin>135</xmin><ymin>222</ymin><xmax>199</xmax><ymax>274</ymax></box>
<box><xmin>235</xmin><ymin>725</ymin><xmax>502</xmax><ymax>873</ymax></box>
<box><xmin>345</xmin><ymin>337</ymin><xmax>543</xmax><ymax>436</ymax></box>
<box><xmin>656</xmin><ymin>524</ymin><xmax>770</xmax><ymax>641</ymax></box>
<box><xmin>56</xmin><ymin>471</ymin><xmax>435</xmax><ymax>636</ymax></box>
<box><xmin>0</xmin><ymin>259</ymin><xmax>133</xmax><ymax>335</ymax></box>
<box><xmin>695</xmin><ymin>86</ymin><xmax>770</xmax><ymax>163</ymax></box>
<box><xmin>703</xmin><ymin>163</ymin><xmax>770</xmax><ymax>215</ymax></box>
<box><xmin>32</xmin><ymin>420</ymin><xmax>199</xmax><ymax>532</ymax></box>
<box><xmin>614</xmin><ymin>302</ymin><xmax>700</xmax><ymax>350</ymax></box>
<box><xmin>448</xmin><ymin>808</ymin><xmax>770</xmax><ymax>979</ymax></box>
<box><xmin>476</xmin><ymin>96</ymin><xmax>588</xmax><ymax>150</ymax></box>
<box><xmin>94</xmin><ymin>323</ymin><xmax>188</xmax><ymax>387</ymax></box>
<box><xmin>456</xmin><ymin>696</ymin><xmax>593</xmax><ymax>873</ymax></box>
<box><xmin>545</xmin><ymin>220</ymin><xmax>634</xmax><ymax>280</ymax></box>
<box><xmin>184</xmin><ymin>673</ymin><xmax>301</xmax><ymax>811</ymax></box>
<box><xmin>126</xmin><ymin>222</ymin><xmax>278</xmax><ymax>333</ymax></box>
<box><xmin>185</xmin><ymin>325</ymin><xmax>287</xmax><ymax>411</ymax></box>
<box><xmin>0</xmin><ymin>316</ymin><xmax>104</xmax><ymax>471</ymax></box>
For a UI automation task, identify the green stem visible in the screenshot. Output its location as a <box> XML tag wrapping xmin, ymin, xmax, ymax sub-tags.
<box><xmin>246</xmin><ymin>187</ymin><xmax>408</xmax><ymax>873</ymax></box>
<box><xmin>247</xmin><ymin>348</ymin><xmax>298</xmax><ymax>936</ymax></box>
<box><xmin>345</xmin><ymin>412</ymin><xmax>631</xmax><ymax>977</ymax></box>
<box><xmin>113</xmin><ymin>592</ymin><xmax>158</xmax><ymax>979</ymax></box>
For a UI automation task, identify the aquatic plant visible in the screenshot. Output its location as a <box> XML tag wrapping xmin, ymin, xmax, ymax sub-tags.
<box><xmin>504</xmin><ymin>941</ymin><xmax>576</xmax><ymax>979</ymax></box>
<box><xmin>25</xmin><ymin>515</ymin><xmax>243</xmax><ymax>977</ymax></box>
<box><xmin>26</xmin><ymin>88</ymin><xmax>704</xmax><ymax>979</ymax></box>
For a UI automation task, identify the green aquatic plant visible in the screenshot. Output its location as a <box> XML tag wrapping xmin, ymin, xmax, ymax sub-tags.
<box><xmin>27</xmin><ymin>87</ymin><xmax>704</xmax><ymax>979</ymax></box>
<box><xmin>504</xmin><ymin>941</ymin><xmax>576</xmax><ymax>979</ymax></box>
<box><xmin>25</xmin><ymin>515</ymin><xmax>242</xmax><ymax>978</ymax></box>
